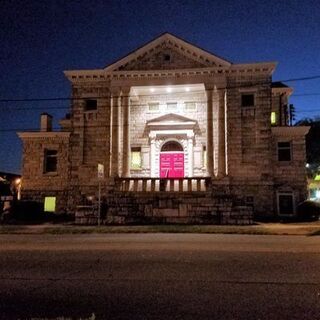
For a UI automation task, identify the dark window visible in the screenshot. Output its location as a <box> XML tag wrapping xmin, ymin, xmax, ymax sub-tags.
<box><xmin>161</xmin><ymin>141</ymin><xmax>183</xmax><ymax>152</ymax></box>
<box><xmin>84</xmin><ymin>99</ymin><xmax>97</xmax><ymax>111</ymax></box>
<box><xmin>241</xmin><ymin>94</ymin><xmax>254</xmax><ymax>107</ymax></box>
<box><xmin>277</xmin><ymin>142</ymin><xmax>291</xmax><ymax>161</ymax></box>
<box><xmin>44</xmin><ymin>149</ymin><xmax>57</xmax><ymax>173</ymax></box>
<box><xmin>278</xmin><ymin>194</ymin><xmax>294</xmax><ymax>215</ymax></box>
<box><xmin>246</xmin><ymin>196</ymin><xmax>254</xmax><ymax>207</ymax></box>
<box><xmin>164</xmin><ymin>54</ymin><xmax>171</xmax><ymax>61</ymax></box>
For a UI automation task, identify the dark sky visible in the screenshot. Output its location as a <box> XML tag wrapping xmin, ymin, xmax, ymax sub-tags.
<box><xmin>1</xmin><ymin>0</ymin><xmax>320</xmax><ymax>173</ymax></box>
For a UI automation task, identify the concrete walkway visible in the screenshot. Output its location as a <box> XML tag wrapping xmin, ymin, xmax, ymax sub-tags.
<box><xmin>0</xmin><ymin>221</ymin><xmax>320</xmax><ymax>235</ymax></box>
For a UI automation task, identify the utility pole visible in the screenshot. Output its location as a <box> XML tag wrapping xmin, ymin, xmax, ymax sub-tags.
<box><xmin>97</xmin><ymin>163</ymin><xmax>104</xmax><ymax>226</ymax></box>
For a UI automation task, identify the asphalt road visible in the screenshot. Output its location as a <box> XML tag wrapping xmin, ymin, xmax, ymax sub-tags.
<box><xmin>0</xmin><ymin>234</ymin><xmax>320</xmax><ymax>320</ymax></box>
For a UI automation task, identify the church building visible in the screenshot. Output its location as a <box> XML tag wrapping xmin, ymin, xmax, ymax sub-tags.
<box><xmin>18</xmin><ymin>33</ymin><xmax>309</xmax><ymax>224</ymax></box>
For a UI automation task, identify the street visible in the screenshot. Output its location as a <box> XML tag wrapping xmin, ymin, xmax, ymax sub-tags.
<box><xmin>0</xmin><ymin>234</ymin><xmax>320</xmax><ymax>319</ymax></box>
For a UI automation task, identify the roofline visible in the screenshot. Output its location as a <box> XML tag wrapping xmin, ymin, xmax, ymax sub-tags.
<box><xmin>103</xmin><ymin>32</ymin><xmax>232</xmax><ymax>72</ymax></box>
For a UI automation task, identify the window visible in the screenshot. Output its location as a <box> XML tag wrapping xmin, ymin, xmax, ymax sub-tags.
<box><xmin>277</xmin><ymin>142</ymin><xmax>291</xmax><ymax>161</ymax></box>
<box><xmin>167</xmin><ymin>102</ymin><xmax>177</xmax><ymax>111</ymax></box>
<box><xmin>44</xmin><ymin>197</ymin><xmax>56</xmax><ymax>212</ymax></box>
<box><xmin>148</xmin><ymin>102</ymin><xmax>159</xmax><ymax>111</ymax></box>
<box><xmin>185</xmin><ymin>102</ymin><xmax>196</xmax><ymax>111</ymax></box>
<box><xmin>203</xmin><ymin>146</ymin><xmax>207</xmax><ymax>168</ymax></box>
<box><xmin>131</xmin><ymin>147</ymin><xmax>142</xmax><ymax>170</ymax></box>
<box><xmin>241</xmin><ymin>94</ymin><xmax>254</xmax><ymax>107</ymax></box>
<box><xmin>164</xmin><ymin>54</ymin><xmax>171</xmax><ymax>61</ymax></box>
<box><xmin>246</xmin><ymin>196</ymin><xmax>254</xmax><ymax>208</ymax></box>
<box><xmin>44</xmin><ymin>149</ymin><xmax>57</xmax><ymax>173</ymax></box>
<box><xmin>84</xmin><ymin>99</ymin><xmax>97</xmax><ymax>111</ymax></box>
<box><xmin>271</xmin><ymin>111</ymin><xmax>277</xmax><ymax>125</ymax></box>
<box><xmin>278</xmin><ymin>193</ymin><xmax>294</xmax><ymax>215</ymax></box>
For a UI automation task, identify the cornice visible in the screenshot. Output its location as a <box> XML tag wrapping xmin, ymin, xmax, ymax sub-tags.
<box><xmin>271</xmin><ymin>126</ymin><xmax>310</xmax><ymax>137</ymax></box>
<box><xmin>64</xmin><ymin>62</ymin><xmax>277</xmax><ymax>83</ymax></box>
<box><xmin>17</xmin><ymin>131</ymin><xmax>71</xmax><ymax>140</ymax></box>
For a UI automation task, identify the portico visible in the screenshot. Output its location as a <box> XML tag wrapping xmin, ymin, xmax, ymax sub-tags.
<box><xmin>109</xmin><ymin>83</ymin><xmax>227</xmax><ymax>179</ymax></box>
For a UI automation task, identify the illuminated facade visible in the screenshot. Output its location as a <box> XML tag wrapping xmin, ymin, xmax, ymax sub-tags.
<box><xmin>18</xmin><ymin>33</ymin><xmax>310</xmax><ymax>223</ymax></box>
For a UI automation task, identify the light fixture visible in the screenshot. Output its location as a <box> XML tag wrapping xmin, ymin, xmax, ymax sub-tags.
<box><xmin>150</xmin><ymin>88</ymin><xmax>155</xmax><ymax>93</ymax></box>
<box><xmin>185</xmin><ymin>87</ymin><xmax>190</xmax><ymax>92</ymax></box>
<box><xmin>166</xmin><ymin>87</ymin><xmax>172</xmax><ymax>93</ymax></box>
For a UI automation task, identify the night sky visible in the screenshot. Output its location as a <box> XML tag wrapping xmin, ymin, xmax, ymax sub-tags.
<box><xmin>1</xmin><ymin>0</ymin><xmax>320</xmax><ymax>173</ymax></box>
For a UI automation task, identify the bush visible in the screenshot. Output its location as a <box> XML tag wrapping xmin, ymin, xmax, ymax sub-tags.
<box><xmin>296</xmin><ymin>200</ymin><xmax>320</xmax><ymax>221</ymax></box>
<box><xmin>10</xmin><ymin>200</ymin><xmax>45</xmax><ymax>223</ymax></box>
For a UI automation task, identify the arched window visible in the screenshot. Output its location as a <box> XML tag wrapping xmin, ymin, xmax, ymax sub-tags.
<box><xmin>161</xmin><ymin>141</ymin><xmax>183</xmax><ymax>152</ymax></box>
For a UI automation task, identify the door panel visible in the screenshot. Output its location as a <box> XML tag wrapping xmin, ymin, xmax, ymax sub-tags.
<box><xmin>160</xmin><ymin>153</ymin><xmax>184</xmax><ymax>178</ymax></box>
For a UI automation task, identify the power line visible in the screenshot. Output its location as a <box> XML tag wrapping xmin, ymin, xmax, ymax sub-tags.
<box><xmin>0</xmin><ymin>74</ymin><xmax>319</xmax><ymax>104</ymax></box>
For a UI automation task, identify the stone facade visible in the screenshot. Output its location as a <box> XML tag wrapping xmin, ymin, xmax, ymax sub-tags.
<box><xmin>18</xmin><ymin>33</ymin><xmax>310</xmax><ymax>223</ymax></box>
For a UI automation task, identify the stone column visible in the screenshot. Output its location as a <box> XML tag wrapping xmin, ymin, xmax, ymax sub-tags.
<box><xmin>150</xmin><ymin>133</ymin><xmax>156</xmax><ymax>177</ymax></box>
<box><xmin>111</xmin><ymin>88</ymin><xmax>120</xmax><ymax>177</ymax></box>
<box><xmin>205</xmin><ymin>87</ymin><xmax>214</xmax><ymax>177</ymax></box>
<box><xmin>217</xmin><ymin>89</ymin><xmax>226</xmax><ymax>177</ymax></box>
<box><xmin>121</xmin><ymin>87</ymin><xmax>130</xmax><ymax>177</ymax></box>
<box><xmin>187</xmin><ymin>132</ymin><xmax>194</xmax><ymax>177</ymax></box>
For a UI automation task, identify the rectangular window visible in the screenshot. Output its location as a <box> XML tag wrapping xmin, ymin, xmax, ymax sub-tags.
<box><xmin>148</xmin><ymin>102</ymin><xmax>159</xmax><ymax>111</ymax></box>
<box><xmin>44</xmin><ymin>196</ymin><xmax>56</xmax><ymax>212</ymax></box>
<box><xmin>131</xmin><ymin>147</ymin><xmax>142</xmax><ymax>170</ymax></box>
<box><xmin>277</xmin><ymin>142</ymin><xmax>291</xmax><ymax>161</ymax></box>
<box><xmin>84</xmin><ymin>99</ymin><xmax>97</xmax><ymax>111</ymax></box>
<box><xmin>241</xmin><ymin>94</ymin><xmax>254</xmax><ymax>107</ymax></box>
<box><xmin>185</xmin><ymin>102</ymin><xmax>196</xmax><ymax>111</ymax></box>
<box><xmin>203</xmin><ymin>146</ymin><xmax>207</xmax><ymax>168</ymax></box>
<box><xmin>44</xmin><ymin>149</ymin><xmax>57</xmax><ymax>173</ymax></box>
<box><xmin>271</xmin><ymin>111</ymin><xmax>277</xmax><ymax>125</ymax></box>
<box><xmin>167</xmin><ymin>102</ymin><xmax>177</xmax><ymax>111</ymax></box>
<box><xmin>278</xmin><ymin>193</ymin><xmax>294</xmax><ymax>215</ymax></box>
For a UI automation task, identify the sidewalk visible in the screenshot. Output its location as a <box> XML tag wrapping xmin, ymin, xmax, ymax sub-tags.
<box><xmin>0</xmin><ymin>221</ymin><xmax>320</xmax><ymax>236</ymax></box>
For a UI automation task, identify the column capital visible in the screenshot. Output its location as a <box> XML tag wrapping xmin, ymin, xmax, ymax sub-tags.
<box><xmin>121</xmin><ymin>86</ymin><xmax>131</xmax><ymax>96</ymax></box>
<box><xmin>110</xmin><ymin>87</ymin><xmax>121</xmax><ymax>96</ymax></box>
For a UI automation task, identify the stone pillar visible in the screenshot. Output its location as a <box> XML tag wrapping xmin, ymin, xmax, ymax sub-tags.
<box><xmin>111</xmin><ymin>88</ymin><xmax>120</xmax><ymax>177</ymax></box>
<box><xmin>205</xmin><ymin>87</ymin><xmax>214</xmax><ymax>177</ymax></box>
<box><xmin>187</xmin><ymin>132</ymin><xmax>194</xmax><ymax>177</ymax></box>
<box><xmin>150</xmin><ymin>133</ymin><xmax>156</xmax><ymax>177</ymax></box>
<box><xmin>218</xmin><ymin>89</ymin><xmax>226</xmax><ymax>177</ymax></box>
<box><xmin>121</xmin><ymin>87</ymin><xmax>130</xmax><ymax>177</ymax></box>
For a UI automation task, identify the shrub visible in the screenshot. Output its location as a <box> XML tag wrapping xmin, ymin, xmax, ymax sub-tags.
<box><xmin>10</xmin><ymin>200</ymin><xmax>44</xmax><ymax>223</ymax></box>
<box><xmin>296</xmin><ymin>200</ymin><xmax>320</xmax><ymax>221</ymax></box>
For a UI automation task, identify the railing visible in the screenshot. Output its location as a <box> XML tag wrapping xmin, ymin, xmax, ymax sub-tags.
<box><xmin>115</xmin><ymin>177</ymin><xmax>211</xmax><ymax>192</ymax></box>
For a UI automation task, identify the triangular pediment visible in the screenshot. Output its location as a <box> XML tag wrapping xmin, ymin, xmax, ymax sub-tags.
<box><xmin>147</xmin><ymin>113</ymin><xmax>196</xmax><ymax>125</ymax></box>
<box><xmin>104</xmin><ymin>33</ymin><xmax>231</xmax><ymax>72</ymax></box>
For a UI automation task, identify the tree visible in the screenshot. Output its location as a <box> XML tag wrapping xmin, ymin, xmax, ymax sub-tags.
<box><xmin>296</xmin><ymin>117</ymin><xmax>320</xmax><ymax>177</ymax></box>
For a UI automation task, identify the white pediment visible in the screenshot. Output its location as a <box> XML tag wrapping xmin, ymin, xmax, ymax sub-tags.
<box><xmin>147</xmin><ymin>113</ymin><xmax>197</xmax><ymax>130</ymax></box>
<box><xmin>104</xmin><ymin>33</ymin><xmax>231</xmax><ymax>72</ymax></box>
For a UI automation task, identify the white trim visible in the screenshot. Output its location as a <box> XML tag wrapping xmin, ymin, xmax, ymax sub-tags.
<box><xmin>277</xmin><ymin>191</ymin><xmax>296</xmax><ymax>216</ymax></box>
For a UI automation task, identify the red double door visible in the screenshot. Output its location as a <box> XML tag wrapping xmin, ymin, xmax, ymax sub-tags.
<box><xmin>160</xmin><ymin>152</ymin><xmax>184</xmax><ymax>178</ymax></box>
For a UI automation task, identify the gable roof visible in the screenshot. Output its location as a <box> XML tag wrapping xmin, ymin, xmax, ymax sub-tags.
<box><xmin>104</xmin><ymin>32</ymin><xmax>232</xmax><ymax>72</ymax></box>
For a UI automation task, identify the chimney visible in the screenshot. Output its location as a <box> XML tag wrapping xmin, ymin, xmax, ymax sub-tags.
<box><xmin>40</xmin><ymin>113</ymin><xmax>52</xmax><ymax>132</ymax></box>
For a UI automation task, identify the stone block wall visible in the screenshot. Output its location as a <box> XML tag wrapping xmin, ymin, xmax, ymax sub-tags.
<box><xmin>226</xmin><ymin>74</ymin><xmax>272</xmax><ymax>179</ymax></box>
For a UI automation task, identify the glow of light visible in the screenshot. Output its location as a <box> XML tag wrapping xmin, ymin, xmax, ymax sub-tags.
<box><xmin>316</xmin><ymin>190</ymin><xmax>320</xmax><ymax>199</ymax></box>
<box><xmin>185</xmin><ymin>87</ymin><xmax>190</xmax><ymax>92</ymax></box>
<box><xmin>166</xmin><ymin>87</ymin><xmax>172</xmax><ymax>93</ymax></box>
<box><xmin>150</xmin><ymin>88</ymin><xmax>155</xmax><ymax>93</ymax></box>
<box><xmin>306</xmin><ymin>163</ymin><xmax>310</xmax><ymax>168</ymax></box>
<box><xmin>271</xmin><ymin>112</ymin><xmax>276</xmax><ymax>125</ymax></box>
<box><xmin>44</xmin><ymin>197</ymin><xmax>56</xmax><ymax>212</ymax></box>
<box><xmin>15</xmin><ymin>178</ymin><xmax>21</xmax><ymax>185</ymax></box>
